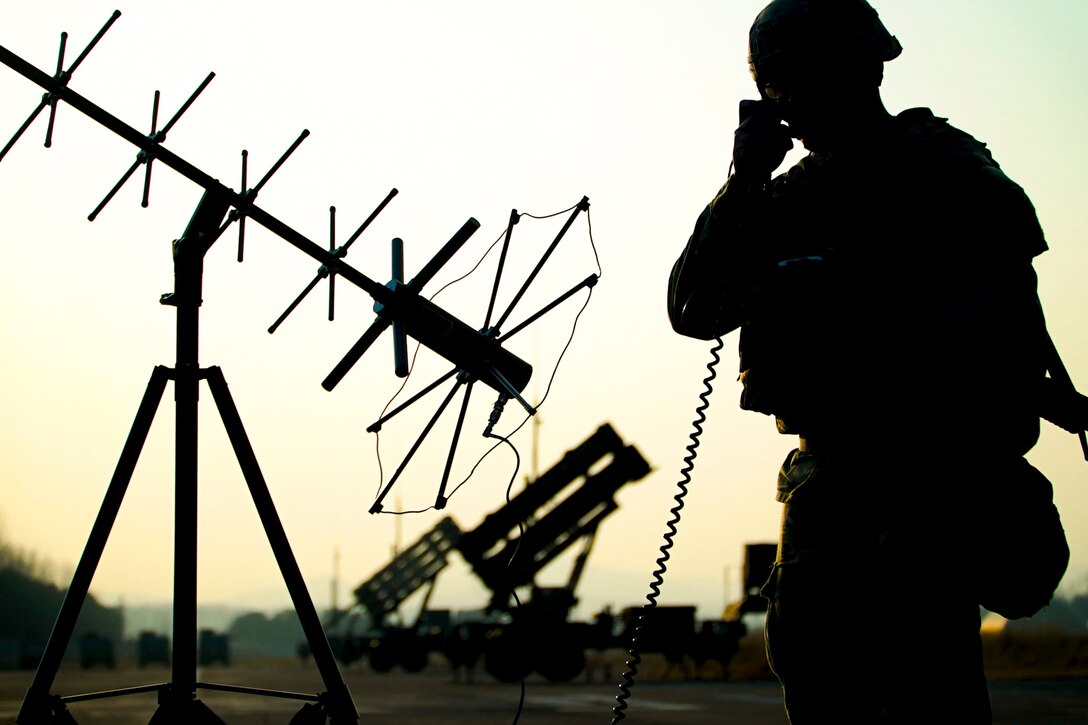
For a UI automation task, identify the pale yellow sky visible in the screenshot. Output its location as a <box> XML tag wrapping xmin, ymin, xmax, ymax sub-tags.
<box><xmin>0</xmin><ymin>0</ymin><xmax>1086</xmax><ymax>624</ymax></box>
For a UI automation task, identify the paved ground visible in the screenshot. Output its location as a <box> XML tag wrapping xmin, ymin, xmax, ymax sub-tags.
<box><xmin>2</xmin><ymin>657</ymin><xmax>1086</xmax><ymax>724</ymax></box>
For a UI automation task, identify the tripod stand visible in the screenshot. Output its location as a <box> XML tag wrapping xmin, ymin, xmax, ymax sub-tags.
<box><xmin>18</xmin><ymin>190</ymin><xmax>358</xmax><ymax>725</ymax></box>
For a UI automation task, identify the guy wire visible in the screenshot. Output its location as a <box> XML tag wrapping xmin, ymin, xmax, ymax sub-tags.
<box><xmin>610</xmin><ymin>336</ymin><xmax>724</xmax><ymax>723</ymax></box>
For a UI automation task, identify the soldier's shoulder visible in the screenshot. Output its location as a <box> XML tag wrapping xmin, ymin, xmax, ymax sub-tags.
<box><xmin>894</xmin><ymin>107</ymin><xmax>999</xmax><ymax>169</ymax></box>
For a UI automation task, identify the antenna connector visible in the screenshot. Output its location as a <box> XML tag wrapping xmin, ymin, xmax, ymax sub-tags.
<box><xmin>484</xmin><ymin>394</ymin><xmax>510</xmax><ymax>437</ymax></box>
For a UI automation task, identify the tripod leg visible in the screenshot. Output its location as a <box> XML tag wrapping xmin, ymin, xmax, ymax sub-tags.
<box><xmin>204</xmin><ymin>366</ymin><xmax>359</xmax><ymax>724</ymax></box>
<box><xmin>18</xmin><ymin>366</ymin><xmax>170</xmax><ymax>725</ymax></box>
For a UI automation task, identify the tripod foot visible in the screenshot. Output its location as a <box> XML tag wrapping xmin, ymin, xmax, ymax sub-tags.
<box><xmin>147</xmin><ymin>699</ymin><xmax>225</xmax><ymax>725</ymax></box>
<box><xmin>15</xmin><ymin>692</ymin><xmax>77</xmax><ymax>724</ymax></box>
<box><xmin>290</xmin><ymin>702</ymin><xmax>329</xmax><ymax>725</ymax></box>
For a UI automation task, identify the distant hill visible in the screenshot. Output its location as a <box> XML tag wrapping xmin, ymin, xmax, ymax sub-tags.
<box><xmin>0</xmin><ymin>567</ymin><xmax>122</xmax><ymax>644</ymax></box>
<box><xmin>0</xmin><ymin>534</ymin><xmax>123</xmax><ymax>669</ymax></box>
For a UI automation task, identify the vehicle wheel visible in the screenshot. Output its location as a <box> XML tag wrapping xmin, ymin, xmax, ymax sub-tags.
<box><xmin>400</xmin><ymin>640</ymin><xmax>429</xmax><ymax>673</ymax></box>
<box><xmin>483</xmin><ymin>634</ymin><xmax>532</xmax><ymax>683</ymax></box>
<box><xmin>368</xmin><ymin>642</ymin><xmax>397</xmax><ymax>673</ymax></box>
<box><xmin>537</xmin><ymin>645</ymin><xmax>585</xmax><ymax>683</ymax></box>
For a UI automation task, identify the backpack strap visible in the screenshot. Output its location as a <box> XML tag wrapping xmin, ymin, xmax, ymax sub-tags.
<box><xmin>1039</xmin><ymin>327</ymin><xmax>1088</xmax><ymax>461</ymax></box>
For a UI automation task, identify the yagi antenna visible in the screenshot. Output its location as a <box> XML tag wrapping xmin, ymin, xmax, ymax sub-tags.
<box><xmin>0</xmin><ymin>10</ymin><xmax>121</xmax><ymax>162</ymax></box>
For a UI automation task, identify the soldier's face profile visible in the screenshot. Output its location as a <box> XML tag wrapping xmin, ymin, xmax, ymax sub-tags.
<box><xmin>767</xmin><ymin>72</ymin><xmax>831</xmax><ymax>150</ymax></box>
<box><xmin>764</xmin><ymin>63</ymin><xmax>874</xmax><ymax>153</ymax></box>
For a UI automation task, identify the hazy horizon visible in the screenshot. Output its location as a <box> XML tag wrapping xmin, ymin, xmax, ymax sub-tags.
<box><xmin>2</xmin><ymin>1</ymin><xmax>1086</xmax><ymax>638</ymax></box>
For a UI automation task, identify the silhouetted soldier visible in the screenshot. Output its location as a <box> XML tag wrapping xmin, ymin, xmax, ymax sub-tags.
<box><xmin>667</xmin><ymin>1</ymin><xmax>1070</xmax><ymax>722</ymax></box>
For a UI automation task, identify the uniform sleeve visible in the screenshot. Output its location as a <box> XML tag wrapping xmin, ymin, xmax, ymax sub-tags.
<box><xmin>667</xmin><ymin>174</ymin><xmax>775</xmax><ymax>340</ymax></box>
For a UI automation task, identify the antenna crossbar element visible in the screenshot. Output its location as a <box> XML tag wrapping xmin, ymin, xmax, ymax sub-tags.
<box><xmin>483</xmin><ymin>208</ymin><xmax>519</xmax><ymax>331</ymax></box>
<box><xmin>366</xmin><ymin>368</ymin><xmax>458</xmax><ymax>433</ymax></box>
<box><xmin>389</xmin><ymin>237</ymin><xmax>410</xmax><ymax>376</ymax></box>
<box><xmin>498</xmin><ymin>274</ymin><xmax>599</xmax><ymax>342</ymax></box>
<box><xmin>493</xmin><ymin>197</ymin><xmax>589</xmax><ymax>332</ymax></box>
<box><xmin>88</xmin><ymin>72</ymin><xmax>216</xmax><ymax>221</ymax></box>
<box><xmin>0</xmin><ymin>10</ymin><xmax>121</xmax><ymax>162</ymax></box>
<box><xmin>230</xmin><ymin>129</ymin><xmax>313</xmax><ymax>261</ymax></box>
<box><xmin>268</xmin><ymin>188</ymin><xmax>399</xmax><ymax>333</ymax></box>
<box><xmin>369</xmin><ymin>378</ymin><xmax>467</xmax><ymax>514</ymax></box>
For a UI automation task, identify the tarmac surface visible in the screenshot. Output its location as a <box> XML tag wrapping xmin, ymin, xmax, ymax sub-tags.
<box><xmin>2</xmin><ymin>656</ymin><xmax>1087</xmax><ymax>724</ymax></box>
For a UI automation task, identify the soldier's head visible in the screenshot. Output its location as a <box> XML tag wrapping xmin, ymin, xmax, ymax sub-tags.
<box><xmin>748</xmin><ymin>0</ymin><xmax>902</xmax><ymax>150</ymax></box>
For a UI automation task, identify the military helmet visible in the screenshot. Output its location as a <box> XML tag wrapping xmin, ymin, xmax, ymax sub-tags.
<box><xmin>748</xmin><ymin>0</ymin><xmax>902</xmax><ymax>91</ymax></box>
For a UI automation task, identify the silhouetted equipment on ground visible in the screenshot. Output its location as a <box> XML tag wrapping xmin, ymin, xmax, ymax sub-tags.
<box><xmin>325</xmin><ymin>426</ymin><xmax>762</xmax><ymax>683</ymax></box>
<box><xmin>326</xmin><ymin>423</ymin><xmax>652</xmax><ymax>682</ymax></box>
<box><xmin>198</xmin><ymin>630</ymin><xmax>230</xmax><ymax>667</ymax></box>
<box><xmin>76</xmin><ymin>634</ymin><xmax>115</xmax><ymax>670</ymax></box>
<box><xmin>136</xmin><ymin>632</ymin><xmax>170</xmax><ymax>668</ymax></box>
<box><xmin>616</xmin><ymin>606</ymin><xmax>743</xmax><ymax>676</ymax></box>
<box><xmin>612</xmin><ymin>541</ymin><xmax>776</xmax><ymax>681</ymax></box>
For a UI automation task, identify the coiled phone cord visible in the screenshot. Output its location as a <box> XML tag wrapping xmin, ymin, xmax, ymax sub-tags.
<box><xmin>611</xmin><ymin>336</ymin><xmax>725</xmax><ymax>723</ymax></box>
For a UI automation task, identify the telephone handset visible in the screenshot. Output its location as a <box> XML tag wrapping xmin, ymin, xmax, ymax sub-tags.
<box><xmin>740</xmin><ymin>98</ymin><xmax>765</xmax><ymax>123</ymax></box>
